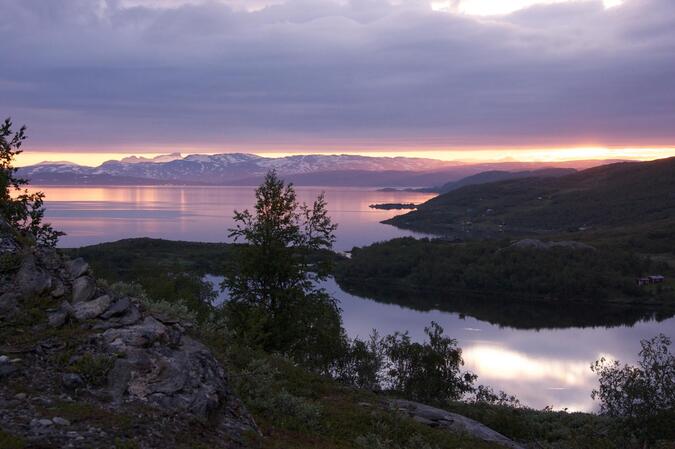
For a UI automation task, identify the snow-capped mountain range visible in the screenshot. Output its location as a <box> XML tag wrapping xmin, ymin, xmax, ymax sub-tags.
<box><xmin>18</xmin><ymin>152</ymin><xmax>614</xmax><ymax>187</ymax></box>
<box><xmin>19</xmin><ymin>153</ymin><xmax>455</xmax><ymax>185</ymax></box>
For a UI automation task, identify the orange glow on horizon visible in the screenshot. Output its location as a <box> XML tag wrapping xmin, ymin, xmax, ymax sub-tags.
<box><xmin>15</xmin><ymin>146</ymin><xmax>675</xmax><ymax>167</ymax></box>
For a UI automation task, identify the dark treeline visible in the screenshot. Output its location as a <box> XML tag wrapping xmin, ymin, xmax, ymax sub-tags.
<box><xmin>336</xmin><ymin>237</ymin><xmax>673</xmax><ymax>303</ymax></box>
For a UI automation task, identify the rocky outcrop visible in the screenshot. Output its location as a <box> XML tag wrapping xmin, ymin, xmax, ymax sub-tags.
<box><xmin>0</xmin><ymin>218</ymin><xmax>257</xmax><ymax>448</ymax></box>
<box><xmin>391</xmin><ymin>399</ymin><xmax>527</xmax><ymax>449</ymax></box>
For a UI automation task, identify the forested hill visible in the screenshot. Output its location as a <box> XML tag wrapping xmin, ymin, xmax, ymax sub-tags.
<box><xmin>384</xmin><ymin>157</ymin><xmax>675</xmax><ymax>237</ymax></box>
<box><xmin>428</xmin><ymin>167</ymin><xmax>576</xmax><ymax>194</ymax></box>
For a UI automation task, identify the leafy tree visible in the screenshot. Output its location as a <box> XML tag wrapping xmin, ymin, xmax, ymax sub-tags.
<box><xmin>383</xmin><ymin>322</ymin><xmax>476</xmax><ymax>405</ymax></box>
<box><xmin>0</xmin><ymin>118</ymin><xmax>62</xmax><ymax>246</ymax></box>
<box><xmin>223</xmin><ymin>170</ymin><xmax>343</xmax><ymax>371</ymax></box>
<box><xmin>591</xmin><ymin>334</ymin><xmax>675</xmax><ymax>446</ymax></box>
<box><xmin>335</xmin><ymin>331</ymin><xmax>386</xmax><ymax>391</ymax></box>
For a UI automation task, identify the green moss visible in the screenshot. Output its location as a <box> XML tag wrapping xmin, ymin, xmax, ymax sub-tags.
<box><xmin>0</xmin><ymin>430</ymin><xmax>27</xmax><ymax>449</ymax></box>
<box><xmin>113</xmin><ymin>437</ymin><xmax>140</xmax><ymax>449</ymax></box>
<box><xmin>0</xmin><ymin>252</ymin><xmax>21</xmax><ymax>272</ymax></box>
<box><xmin>41</xmin><ymin>402</ymin><xmax>134</xmax><ymax>430</ymax></box>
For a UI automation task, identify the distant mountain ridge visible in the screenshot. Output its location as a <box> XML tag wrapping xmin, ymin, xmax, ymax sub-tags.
<box><xmin>401</xmin><ymin>168</ymin><xmax>577</xmax><ymax>193</ymax></box>
<box><xmin>430</xmin><ymin>168</ymin><xmax>577</xmax><ymax>193</ymax></box>
<box><xmin>120</xmin><ymin>152</ymin><xmax>184</xmax><ymax>164</ymax></box>
<box><xmin>18</xmin><ymin>152</ymin><xmax>618</xmax><ymax>187</ymax></box>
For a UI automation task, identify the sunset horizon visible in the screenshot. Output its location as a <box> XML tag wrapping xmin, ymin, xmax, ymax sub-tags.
<box><xmin>16</xmin><ymin>146</ymin><xmax>675</xmax><ymax>167</ymax></box>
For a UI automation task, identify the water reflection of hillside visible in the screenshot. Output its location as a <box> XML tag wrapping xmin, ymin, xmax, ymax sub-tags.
<box><xmin>337</xmin><ymin>281</ymin><xmax>675</xmax><ymax>329</ymax></box>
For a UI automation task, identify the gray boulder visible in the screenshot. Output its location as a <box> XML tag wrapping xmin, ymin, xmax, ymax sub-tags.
<box><xmin>103</xmin><ymin>316</ymin><xmax>170</xmax><ymax>349</ymax></box>
<box><xmin>107</xmin><ymin>334</ymin><xmax>244</xmax><ymax>421</ymax></box>
<box><xmin>73</xmin><ymin>295</ymin><xmax>112</xmax><ymax>321</ymax></box>
<box><xmin>391</xmin><ymin>399</ymin><xmax>526</xmax><ymax>449</ymax></box>
<box><xmin>65</xmin><ymin>257</ymin><xmax>90</xmax><ymax>279</ymax></box>
<box><xmin>16</xmin><ymin>255</ymin><xmax>52</xmax><ymax>297</ymax></box>
<box><xmin>100</xmin><ymin>297</ymin><xmax>131</xmax><ymax>319</ymax></box>
<box><xmin>71</xmin><ymin>275</ymin><xmax>96</xmax><ymax>303</ymax></box>
<box><xmin>50</xmin><ymin>279</ymin><xmax>66</xmax><ymax>298</ymax></box>
<box><xmin>49</xmin><ymin>300</ymin><xmax>75</xmax><ymax>327</ymax></box>
<box><xmin>62</xmin><ymin>373</ymin><xmax>85</xmax><ymax>390</ymax></box>
<box><xmin>48</xmin><ymin>309</ymin><xmax>69</xmax><ymax>328</ymax></box>
<box><xmin>94</xmin><ymin>305</ymin><xmax>142</xmax><ymax>330</ymax></box>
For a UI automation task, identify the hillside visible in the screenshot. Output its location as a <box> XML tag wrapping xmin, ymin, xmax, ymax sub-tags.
<box><xmin>384</xmin><ymin>157</ymin><xmax>675</xmax><ymax>237</ymax></box>
<box><xmin>428</xmin><ymin>168</ymin><xmax>576</xmax><ymax>193</ymax></box>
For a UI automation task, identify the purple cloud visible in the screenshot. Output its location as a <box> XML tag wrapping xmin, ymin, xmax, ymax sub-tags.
<box><xmin>1</xmin><ymin>0</ymin><xmax>674</xmax><ymax>151</ymax></box>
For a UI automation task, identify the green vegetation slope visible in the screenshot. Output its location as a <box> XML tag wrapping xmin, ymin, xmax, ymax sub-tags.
<box><xmin>384</xmin><ymin>157</ymin><xmax>675</xmax><ymax>238</ymax></box>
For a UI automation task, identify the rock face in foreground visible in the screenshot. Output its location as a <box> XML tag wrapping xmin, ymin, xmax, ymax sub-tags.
<box><xmin>391</xmin><ymin>399</ymin><xmax>527</xmax><ymax>449</ymax></box>
<box><xmin>0</xmin><ymin>219</ymin><xmax>257</xmax><ymax>448</ymax></box>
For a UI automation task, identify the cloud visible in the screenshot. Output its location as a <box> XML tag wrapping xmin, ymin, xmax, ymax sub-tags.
<box><xmin>1</xmin><ymin>0</ymin><xmax>674</xmax><ymax>151</ymax></box>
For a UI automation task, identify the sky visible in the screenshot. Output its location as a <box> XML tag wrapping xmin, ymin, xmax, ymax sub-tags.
<box><xmin>3</xmin><ymin>0</ymin><xmax>675</xmax><ymax>165</ymax></box>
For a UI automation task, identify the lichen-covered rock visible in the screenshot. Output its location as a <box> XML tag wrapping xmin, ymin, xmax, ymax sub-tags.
<box><xmin>73</xmin><ymin>295</ymin><xmax>113</xmax><ymax>321</ymax></box>
<box><xmin>101</xmin><ymin>296</ymin><xmax>130</xmax><ymax>319</ymax></box>
<box><xmin>65</xmin><ymin>257</ymin><xmax>90</xmax><ymax>279</ymax></box>
<box><xmin>391</xmin><ymin>399</ymin><xmax>526</xmax><ymax>449</ymax></box>
<box><xmin>0</xmin><ymin>219</ymin><xmax>258</xmax><ymax>448</ymax></box>
<box><xmin>94</xmin><ymin>305</ymin><xmax>142</xmax><ymax>330</ymax></box>
<box><xmin>71</xmin><ymin>275</ymin><xmax>96</xmax><ymax>303</ymax></box>
<box><xmin>48</xmin><ymin>308</ymin><xmax>69</xmax><ymax>328</ymax></box>
<box><xmin>103</xmin><ymin>316</ymin><xmax>170</xmax><ymax>348</ymax></box>
<box><xmin>16</xmin><ymin>255</ymin><xmax>52</xmax><ymax>297</ymax></box>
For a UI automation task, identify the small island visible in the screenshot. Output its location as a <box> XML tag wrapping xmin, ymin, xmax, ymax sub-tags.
<box><xmin>369</xmin><ymin>202</ymin><xmax>418</xmax><ymax>210</ymax></box>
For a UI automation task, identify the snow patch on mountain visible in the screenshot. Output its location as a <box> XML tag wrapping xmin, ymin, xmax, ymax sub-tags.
<box><xmin>120</xmin><ymin>153</ymin><xmax>183</xmax><ymax>164</ymax></box>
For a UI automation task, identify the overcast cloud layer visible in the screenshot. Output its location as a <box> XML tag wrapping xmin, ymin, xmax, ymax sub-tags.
<box><xmin>2</xmin><ymin>0</ymin><xmax>675</xmax><ymax>152</ymax></box>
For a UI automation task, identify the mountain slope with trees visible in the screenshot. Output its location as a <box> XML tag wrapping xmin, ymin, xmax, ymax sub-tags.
<box><xmin>384</xmin><ymin>157</ymin><xmax>675</xmax><ymax>238</ymax></box>
<box><xmin>421</xmin><ymin>168</ymin><xmax>576</xmax><ymax>194</ymax></box>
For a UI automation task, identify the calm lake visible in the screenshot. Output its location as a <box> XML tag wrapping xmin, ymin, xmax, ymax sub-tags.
<box><xmin>39</xmin><ymin>185</ymin><xmax>675</xmax><ymax>412</ymax></box>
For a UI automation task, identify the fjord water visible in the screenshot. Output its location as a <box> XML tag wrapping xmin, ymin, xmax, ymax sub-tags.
<box><xmin>41</xmin><ymin>185</ymin><xmax>436</xmax><ymax>251</ymax></box>
<box><xmin>41</xmin><ymin>185</ymin><xmax>675</xmax><ymax>412</ymax></box>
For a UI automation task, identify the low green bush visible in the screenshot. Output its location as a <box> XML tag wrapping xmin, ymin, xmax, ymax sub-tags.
<box><xmin>67</xmin><ymin>352</ymin><xmax>115</xmax><ymax>386</ymax></box>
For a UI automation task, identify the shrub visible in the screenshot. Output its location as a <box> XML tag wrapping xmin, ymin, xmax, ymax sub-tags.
<box><xmin>591</xmin><ymin>333</ymin><xmax>675</xmax><ymax>445</ymax></box>
<box><xmin>106</xmin><ymin>281</ymin><xmax>148</xmax><ymax>300</ymax></box>
<box><xmin>470</xmin><ymin>385</ymin><xmax>521</xmax><ymax>408</ymax></box>
<box><xmin>232</xmin><ymin>357</ymin><xmax>322</xmax><ymax>430</ymax></box>
<box><xmin>383</xmin><ymin>322</ymin><xmax>476</xmax><ymax>405</ymax></box>
<box><xmin>140</xmin><ymin>297</ymin><xmax>197</xmax><ymax>325</ymax></box>
<box><xmin>107</xmin><ymin>280</ymin><xmax>198</xmax><ymax>324</ymax></box>
<box><xmin>355</xmin><ymin>418</ymin><xmax>440</xmax><ymax>449</ymax></box>
<box><xmin>335</xmin><ymin>331</ymin><xmax>386</xmax><ymax>391</ymax></box>
<box><xmin>68</xmin><ymin>352</ymin><xmax>115</xmax><ymax>386</ymax></box>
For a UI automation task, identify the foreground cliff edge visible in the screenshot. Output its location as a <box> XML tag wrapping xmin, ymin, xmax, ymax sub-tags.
<box><xmin>0</xmin><ymin>217</ymin><xmax>259</xmax><ymax>448</ymax></box>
